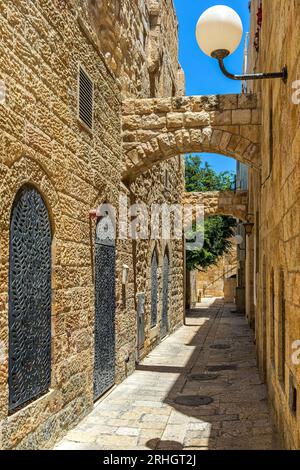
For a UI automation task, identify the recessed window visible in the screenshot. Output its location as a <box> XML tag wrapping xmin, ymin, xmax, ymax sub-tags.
<box><xmin>278</xmin><ymin>270</ymin><xmax>286</xmax><ymax>388</ymax></box>
<box><xmin>270</xmin><ymin>269</ymin><xmax>275</xmax><ymax>368</ymax></box>
<box><xmin>164</xmin><ymin>169</ymin><xmax>169</xmax><ymax>191</ymax></box>
<box><xmin>149</xmin><ymin>71</ymin><xmax>156</xmax><ymax>98</ymax></box>
<box><xmin>269</xmin><ymin>86</ymin><xmax>273</xmax><ymax>175</ymax></box>
<box><xmin>289</xmin><ymin>373</ymin><xmax>297</xmax><ymax>417</ymax></box>
<box><xmin>151</xmin><ymin>248</ymin><xmax>158</xmax><ymax>327</ymax></box>
<box><xmin>78</xmin><ymin>65</ymin><xmax>94</xmax><ymax>131</ymax></box>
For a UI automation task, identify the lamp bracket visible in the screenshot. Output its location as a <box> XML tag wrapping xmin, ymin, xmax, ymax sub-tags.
<box><xmin>211</xmin><ymin>49</ymin><xmax>287</xmax><ymax>83</ymax></box>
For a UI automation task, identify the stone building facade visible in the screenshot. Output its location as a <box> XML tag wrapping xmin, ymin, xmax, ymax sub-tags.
<box><xmin>0</xmin><ymin>0</ymin><xmax>185</xmax><ymax>449</ymax></box>
<box><xmin>245</xmin><ymin>0</ymin><xmax>300</xmax><ymax>450</ymax></box>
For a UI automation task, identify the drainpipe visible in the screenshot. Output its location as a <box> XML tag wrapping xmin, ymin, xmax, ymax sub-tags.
<box><xmin>242</xmin><ymin>32</ymin><xmax>249</xmax><ymax>94</ymax></box>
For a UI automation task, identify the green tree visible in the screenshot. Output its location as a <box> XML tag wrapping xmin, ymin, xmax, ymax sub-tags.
<box><xmin>185</xmin><ymin>154</ymin><xmax>235</xmax><ymax>192</ymax></box>
<box><xmin>185</xmin><ymin>155</ymin><xmax>237</xmax><ymax>271</ymax></box>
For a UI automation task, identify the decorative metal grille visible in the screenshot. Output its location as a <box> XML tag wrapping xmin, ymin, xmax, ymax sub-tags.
<box><xmin>93</xmin><ymin>226</ymin><xmax>116</xmax><ymax>401</ymax></box>
<box><xmin>9</xmin><ymin>186</ymin><xmax>52</xmax><ymax>413</ymax></box>
<box><xmin>150</xmin><ymin>248</ymin><xmax>158</xmax><ymax>327</ymax></box>
<box><xmin>161</xmin><ymin>249</ymin><xmax>170</xmax><ymax>338</ymax></box>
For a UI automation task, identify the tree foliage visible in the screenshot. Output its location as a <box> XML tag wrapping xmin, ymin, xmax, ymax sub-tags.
<box><xmin>185</xmin><ymin>155</ymin><xmax>237</xmax><ymax>271</ymax></box>
<box><xmin>185</xmin><ymin>154</ymin><xmax>236</xmax><ymax>192</ymax></box>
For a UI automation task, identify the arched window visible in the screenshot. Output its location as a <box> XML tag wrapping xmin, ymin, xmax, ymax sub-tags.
<box><xmin>150</xmin><ymin>247</ymin><xmax>158</xmax><ymax>327</ymax></box>
<box><xmin>9</xmin><ymin>186</ymin><xmax>52</xmax><ymax>412</ymax></box>
<box><xmin>161</xmin><ymin>246</ymin><xmax>170</xmax><ymax>338</ymax></box>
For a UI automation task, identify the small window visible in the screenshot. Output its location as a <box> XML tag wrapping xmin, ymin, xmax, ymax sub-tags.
<box><xmin>164</xmin><ymin>169</ymin><xmax>169</xmax><ymax>191</ymax></box>
<box><xmin>172</xmin><ymin>82</ymin><xmax>176</xmax><ymax>97</ymax></box>
<box><xmin>278</xmin><ymin>270</ymin><xmax>286</xmax><ymax>387</ymax></box>
<box><xmin>270</xmin><ymin>269</ymin><xmax>275</xmax><ymax>368</ymax></box>
<box><xmin>149</xmin><ymin>71</ymin><xmax>156</xmax><ymax>98</ymax></box>
<box><xmin>150</xmin><ymin>248</ymin><xmax>158</xmax><ymax>327</ymax></box>
<box><xmin>269</xmin><ymin>86</ymin><xmax>273</xmax><ymax>175</ymax></box>
<box><xmin>78</xmin><ymin>65</ymin><xmax>94</xmax><ymax>131</ymax></box>
<box><xmin>289</xmin><ymin>373</ymin><xmax>297</xmax><ymax>417</ymax></box>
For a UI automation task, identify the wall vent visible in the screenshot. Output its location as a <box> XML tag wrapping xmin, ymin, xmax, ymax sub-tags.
<box><xmin>78</xmin><ymin>65</ymin><xmax>94</xmax><ymax>131</ymax></box>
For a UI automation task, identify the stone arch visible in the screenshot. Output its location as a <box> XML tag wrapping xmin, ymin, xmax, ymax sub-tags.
<box><xmin>122</xmin><ymin>93</ymin><xmax>261</xmax><ymax>182</ymax></box>
<box><xmin>0</xmin><ymin>157</ymin><xmax>61</xmax><ymax>235</ymax></box>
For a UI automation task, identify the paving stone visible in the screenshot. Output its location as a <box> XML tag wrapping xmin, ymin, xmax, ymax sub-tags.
<box><xmin>116</xmin><ymin>427</ymin><xmax>140</xmax><ymax>436</ymax></box>
<box><xmin>54</xmin><ymin>299</ymin><xmax>276</xmax><ymax>450</ymax></box>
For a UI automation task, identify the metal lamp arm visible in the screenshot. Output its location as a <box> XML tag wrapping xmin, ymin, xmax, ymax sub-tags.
<box><xmin>211</xmin><ymin>50</ymin><xmax>287</xmax><ymax>82</ymax></box>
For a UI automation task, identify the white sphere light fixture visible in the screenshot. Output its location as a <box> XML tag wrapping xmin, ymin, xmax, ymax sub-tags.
<box><xmin>195</xmin><ymin>5</ymin><xmax>287</xmax><ymax>82</ymax></box>
<box><xmin>196</xmin><ymin>5</ymin><xmax>243</xmax><ymax>58</ymax></box>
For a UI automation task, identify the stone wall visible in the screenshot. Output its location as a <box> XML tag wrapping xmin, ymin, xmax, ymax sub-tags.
<box><xmin>247</xmin><ymin>0</ymin><xmax>300</xmax><ymax>449</ymax></box>
<box><xmin>79</xmin><ymin>0</ymin><xmax>185</xmax><ymax>372</ymax></box>
<box><xmin>197</xmin><ymin>248</ymin><xmax>237</xmax><ymax>300</ymax></box>
<box><xmin>183</xmin><ymin>190</ymin><xmax>248</xmax><ymax>221</ymax></box>
<box><xmin>0</xmin><ymin>0</ymin><xmax>185</xmax><ymax>449</ymax></box>
<box><xmin>0</xmin><ymin>0</ymin><xmax>123</xmax><ymax>449</ymax></box>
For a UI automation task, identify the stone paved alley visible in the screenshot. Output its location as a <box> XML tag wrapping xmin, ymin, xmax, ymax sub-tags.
<box><xmin>55</xmin><ymin>299</ymin><xmax>278</xmax><ymax>450</ymax></box>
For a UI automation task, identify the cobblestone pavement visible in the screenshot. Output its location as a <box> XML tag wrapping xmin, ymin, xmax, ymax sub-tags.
<box><xmin>55</xmin><ymin>299</ymin><xmax>279</xmax><ymax>450</ymax></box>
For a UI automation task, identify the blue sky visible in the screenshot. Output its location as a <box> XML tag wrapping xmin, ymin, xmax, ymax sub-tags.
<box><xmin>174</xmin><ymin>0</ymin><xmax>250</xmax><ymax>174</ymax></box>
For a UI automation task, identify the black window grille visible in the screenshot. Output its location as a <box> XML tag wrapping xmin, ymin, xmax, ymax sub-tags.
<box><xmin>9</xmin><ymin>186</ymin><xmax>52</xmax><ymax>412</ymax></box>
<box><xmin>151</xmin><ymin>248</ymin><xmax>158</xmax><ymax>327</ymax></box>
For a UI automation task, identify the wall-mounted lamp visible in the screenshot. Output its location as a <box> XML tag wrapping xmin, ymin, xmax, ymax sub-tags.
<box><xmin>122</xmin><ymin>264</ymin><xmax>130</xmax><ymax>285</ymax></box>
<box><xmin>243</xmin><ymin>222</ymin><xmax>254</xmax><ymax>236</ymax></box>
<box><xmin>196</xmin><ymin>5</ymin><xmax>287</xmax><ymax>83</ymax></box>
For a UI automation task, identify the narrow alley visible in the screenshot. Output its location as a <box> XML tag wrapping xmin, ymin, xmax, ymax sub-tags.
<box><xmin>55</xmin><ymin>299</ymin><xmax>278</xmax><ymax>451</ymax></box>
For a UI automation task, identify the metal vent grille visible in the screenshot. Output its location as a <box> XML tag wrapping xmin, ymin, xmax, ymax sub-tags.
<box><xmin>78</xmin><ymin>66</ymin><xmax>93</xmax><ymax>131</ymax></box>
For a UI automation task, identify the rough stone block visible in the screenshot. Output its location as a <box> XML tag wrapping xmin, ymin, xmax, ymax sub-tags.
<box><xmin>232</xmin><ymin>109</ymin><xmax>252</xmax><ymax>125</ymax></box>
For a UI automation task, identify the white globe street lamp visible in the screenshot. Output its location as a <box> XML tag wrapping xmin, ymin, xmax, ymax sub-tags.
<box><xmin>196</xmin><ymin>5</ymin><xmax>287</xmax><ymax>82</ymax></box>
<box><xmin>196</xmin><ymin>5</ymin><xmax>243</xmax><ymax>58</ymax></box>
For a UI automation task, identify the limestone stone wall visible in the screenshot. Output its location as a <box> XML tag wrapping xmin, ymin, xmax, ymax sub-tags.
<box><xmin>0</xmin><ymin>0</ymin><xmax>185</xmax><ymax>449</ymax></box>
<box><xmin>183</xmin><ymin>190</ymin><xmax>249</xmax><ymax>221</ymax></box>
<box><xmin>247</xmin><ymin>0</ymin><xmax>300</xmax><ymax>449</ymax></box>
<box><xmin>197</xmin><ymin>248</ymin><xmax>237</xmax><ymax>300</ymax></box>
<box><xmin>117</xmin><ymin>0</ymin><xmax>185</xmax><ymax>358</ymax></box>
<box><xmin>0</xmin><ymin>0</ymin><xmax>125</xmax><ymax>449</ymax></box>
<box><xmin>79</xmin><ymin>0</ymin><xmax>185</xmax><ymax>369</ymax></box>
<box><xmin>82</xmin><ymin>0</ymin><xmax>184</xmax><ymax>99</ymax></box>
